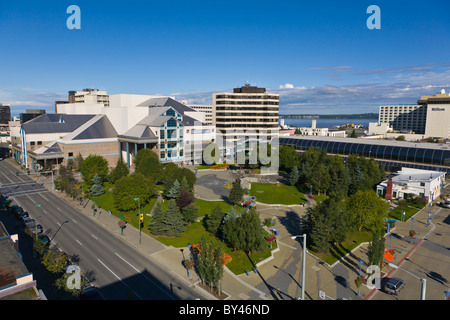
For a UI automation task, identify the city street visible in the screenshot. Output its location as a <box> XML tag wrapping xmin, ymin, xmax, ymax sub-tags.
<box><xmin>0</xmin><ymin>159</ymin><xmax>201</xmax><ymax>300</ymax></box>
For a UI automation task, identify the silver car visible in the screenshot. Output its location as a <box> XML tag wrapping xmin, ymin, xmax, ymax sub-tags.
<box><xmin>442</xmin><ymin>200</ymin><xmax>450</xmax><ymax>208</ymax></box>
<box><xmin>383</xmin><ymin>277</ymin><xmax>405</xmax><ymax>295</ymax></box>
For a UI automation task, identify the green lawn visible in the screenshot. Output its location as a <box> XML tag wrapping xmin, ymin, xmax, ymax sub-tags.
<box><xmin>388</xmin><ymin>205</ymin><xmax>420</xmax><ymax>221</ymax></box>
<box><xmin>313</xmin><ymin>230</ymin><xmax>373</xmax><ymax>266</ymax></box>
<box><xmin>250</xmin><ymin>182</ymin><xmax>308</xmax><ymax>205</ymax></box>
<box><xmin>92</xmin><ymin>181</ymin><xmax>277</xmax><ymax>275</ymax></box>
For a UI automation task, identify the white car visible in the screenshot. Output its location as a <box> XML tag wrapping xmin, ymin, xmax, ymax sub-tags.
<box><xmin>443</xmin><ymin>200</ymin><xmax>450</xmax><ymax>209</ymax></box>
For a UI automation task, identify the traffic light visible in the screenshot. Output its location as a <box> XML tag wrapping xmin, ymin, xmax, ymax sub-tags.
<box><xmin>140</xmin><ymin>214</ymin><xmax>143</xmax><ymax>221</ymax></box>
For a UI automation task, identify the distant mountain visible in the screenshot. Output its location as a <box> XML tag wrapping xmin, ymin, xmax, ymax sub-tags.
<box><xmin>280</xmin><ymin>113</ymin><xmax>378</xmax><ymax>119</ymax></box>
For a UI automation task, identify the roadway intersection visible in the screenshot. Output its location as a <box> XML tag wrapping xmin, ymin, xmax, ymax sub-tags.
<box><xmin>0</xmin><ymin>159</ymin><xmax>202</xmax><ymax>300</ymax></box>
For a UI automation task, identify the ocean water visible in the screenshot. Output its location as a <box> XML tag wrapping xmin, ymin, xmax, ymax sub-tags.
<box><xmin>281</xmin><ymin>118</ymin><xmax>373</xmax><ymax>129</ymax></box>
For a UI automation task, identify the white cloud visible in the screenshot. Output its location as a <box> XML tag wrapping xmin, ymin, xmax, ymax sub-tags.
<box><xmin>279</xmin><ymin>83</ymin><xmax>294</xmax><ymax>89</ymax></box>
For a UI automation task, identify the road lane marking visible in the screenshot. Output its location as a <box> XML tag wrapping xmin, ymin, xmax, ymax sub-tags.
<box><xmin>97</xmin><ymin>259</ymin><xmax>143</xmax><ymax>300</ymax></box>
<box><xmin>114</xmin><ymin>252</ymin><xmax>174</xmax><ymax>299</ymax></box>
<box><xmin>91</xmin><ymin>234</ymin><xmax>98</xmax><ymax>240</ymax></box>
<box><xmin>72</xmin><ymin>219</ymin><xmax>78</xmax><ymax>224</ymax></box>
<box><xmin>114</xmin><ymin>252</ymin><xmax>140</xmax><ymax>273</ymax></box>
<box><xmin>75</xmin><ymin>239</ymin><xmax>83</xmax><ymax>246</ymax></box>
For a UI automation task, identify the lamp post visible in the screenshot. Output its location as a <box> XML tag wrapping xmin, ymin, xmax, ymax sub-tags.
<box><xmin>388</xmin><ymin>262</ymin><xmax>426</xmax><ymax>300</ymax></box>
<box><xmin>291</xmin><ymin>234</ymin><xmax>306</xmax><ymax>300</ymax></box>
<box><xmin>357</xmin><ymin>259</ymin><xmax>364</xmax><ymax>296</ymax></box>
<box><xmin>134</xmin><ymin>197</ymin><xmax>141</xmax><ymax>245</ymax></box>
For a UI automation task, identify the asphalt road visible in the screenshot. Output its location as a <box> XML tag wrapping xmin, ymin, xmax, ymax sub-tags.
<box><xmin>372</xmin><ymin>205</ymin><xmax>450</xmax><ymax>300</ymax></box>
<box><xmin>0</xmin><ymin>159</ymin><xmax>198</xmax><ymax>300</ymax></box>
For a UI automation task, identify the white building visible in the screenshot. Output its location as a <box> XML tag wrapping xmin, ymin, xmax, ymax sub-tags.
<box><xmin>68</xmin><ymin>88</ymin><xmax>110</xmax><ymax>106</ymax></box>
<box><xmin>368</xmin><ymin>89</ymin><xmax>450</xmax><ymax>139</ymax></box>
<box><xmin>295</xmin><ymin>120</ymin><xmax>347</xmax><ymax>137</ymax></box>
<box><xmin>377</xmin><ymin>168</ymin><xmax>446</xmax><ymax>203</ymax></box>
<box><xmin>56</xmin><ymin>94</ymin><xmax>215</xmax><ymax>167</ymax></box>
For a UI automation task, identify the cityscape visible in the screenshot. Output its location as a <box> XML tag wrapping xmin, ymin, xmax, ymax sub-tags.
<box><xmin>0</xmin><ymin>0</ymin><xmax>449</xmax><ymax>314</ymax></box>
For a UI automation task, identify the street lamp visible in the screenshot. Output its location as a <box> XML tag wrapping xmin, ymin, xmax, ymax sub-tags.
<box><xmin>291</xmin><ymin>234</ymin><xmax>306</xmax><ymax>300</ymax></box>
<box><xmin>388</xmin><ymin>262</ymin><xmax>426</xmax><ymax>300</ymax></box>
<box><xmin>134</xmin><ymin>197</ymin><xmax>141</xmax><ymax>245</ymax></box>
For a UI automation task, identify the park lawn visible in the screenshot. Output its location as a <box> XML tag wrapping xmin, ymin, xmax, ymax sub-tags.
<box><xmin>153</xmin><ymin>221</ymin><xmax>217</xmax><ymax>247</ymax></box>
<box><xmin>194</xmin><ymin>198</ymin><xmax>234</xmax><ymax>217</ymax></box>
<box><xmin>388</xmin><ymin>205</ymin><xmax>420</xmax><ymax>221</ymax></box>
<box><xmin>313</xmin><ymin>230</ymin><xmax>373</xmax><ymax>266</ymax></box>
<box><xmin>91</xmin><ymin>182</ymin><xmax>157</xmax><ymax>232</ymax></box>
<box><xmin>250</xmin><ymin>182</ymin><xmax>307</xmax><ymax>205</ymax></box>
<box><xmin>224</xmin><ymin>239</ymin><xmax>278</xmax><ymax>275</ymax></box>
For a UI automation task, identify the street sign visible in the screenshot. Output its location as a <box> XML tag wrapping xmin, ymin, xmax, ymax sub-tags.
<box><xmin>384</xmin><ymin>251</ymin><xmax>394</xmax><ymax>262</ymax></box>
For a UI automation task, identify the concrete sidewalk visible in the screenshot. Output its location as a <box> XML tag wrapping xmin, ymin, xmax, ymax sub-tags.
<box><xmin>9</xmin><ymin>159</ymin><xmax>443</xmax><ymax>300</ymax></box>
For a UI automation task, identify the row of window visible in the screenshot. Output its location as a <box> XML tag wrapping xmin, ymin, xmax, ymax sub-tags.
<box><xmin>215</xmin><ymin>95</ymin><xmax>279</xmax><ymax>100</ymax></box>
<box><xmin>279</xmin><ymin>138</ymin><xmax>450</xmax><ymax>166</ymax></box>
<box><xmin>215</xmin><ymin>101</ymin><xmax>279</xmax><ymax>105</ymax></box>
<box><xmin>215</xmin><ymin>107</ymin><xmax>279</xmax><ymax>111</ymax></box>
<box><xmin>160</xmin><ymin>150</ymin><xmax>183</xmax><ymax>159</ymax></box>
<box><xmin>215</xmin><ymin>112</ymin><xmax>279</xmax><ymax>117</ymax></box>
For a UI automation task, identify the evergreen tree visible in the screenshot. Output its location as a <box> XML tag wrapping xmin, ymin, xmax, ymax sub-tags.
<box><xmin>167</xmin><ymin>179</ymin><xmax>180</xmax><ymax>199</ymax></box>
<box><xmin>182</xmin><ymin>203</ymin><xmax>198</xmax><ymax>225</ymax></box>
<box><xmin>148</xmin><ymin>202</ymin><xmax>166</xmax><ymax>235</ymax></box>
<box><xmin>89</xmin><ymin>174</ymin><xmax>105</xmax><ymax>197</ymax></box>
<box><xmin>288</xmin><ymin>166</ymin><xmax>300</xmax><ymax>186</ymax></box>
<box><xmin>205</xmin><ymin>204</ymin><xmax>225</xmax><ymax>236</ymax></box>
<box><xmin>228</xmin><ymin>179</ymin><xmax>244</xmax><ymax>206</ymax></box>
<box><xmin>110</xmin><ymin>159</ymin><xmax>129</xmax><ymax>184</ymax></box>
<box><xmin>163</xmin><ymin>200</ymin><xmax>185</xmax><ymax>237</ymax></box>
<box><xmin>221</xmin><ymin>208</ymin><xmax>239</xmax><ymax>249</ymax></box>
<box><xmin>235</xmin><ymin>209</ymin><xmax>266</xmax><ymax>254</ymax></box>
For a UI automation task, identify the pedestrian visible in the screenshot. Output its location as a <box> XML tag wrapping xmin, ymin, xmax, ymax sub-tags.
<box><xmin>109</xmin><ymin>209</ymin><xmax>112</xmax><ymax>216</ymax></box>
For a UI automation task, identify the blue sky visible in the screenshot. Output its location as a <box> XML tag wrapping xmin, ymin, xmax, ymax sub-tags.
<box><xmin>1</xmin><ymin>0</ymin><xmax>450</xmax><ymax>116</ymax></box>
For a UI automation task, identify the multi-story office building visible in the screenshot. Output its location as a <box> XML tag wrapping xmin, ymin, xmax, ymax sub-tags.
<box><xmin>420</xmin><ymin>90</ymin><xmax>450</xmax><ymax>139</ymax></box>
<box><xmin>68</xmin><ymin>88</ymin><xmax>110</xmax><ymax>106</ymax></box>
<box><xmin>186</xmin><ymin>104</ymin><xmax>213</xmax><ymax>125</ymax></box>
<box><xmin>0</xmin><ymin>104</ymin><xmax>11</xmax><ymax>125</ymax></box>
<box><xmin>378</xmin><ymin>104</ymin><xmax>426</xmax><ymax>134</ymax></box>
<box><xmin>213</xmin><ymin>84</ymin><xmax>279</xmax><ymax>144</ymax></box>
<box><xmin>371</xmin><ymin>90</ymin><xmax>450</xmax><ymax>139</ymax></box>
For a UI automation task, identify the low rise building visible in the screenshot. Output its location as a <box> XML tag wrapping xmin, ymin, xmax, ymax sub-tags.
<box><xmin>0</xmin><ymin>222</ymin><xmax>40</xmax><ymax>299</ymax></box>
<box><xmin>376</xmin><ymin>168</ymin><xmax>446</xmax><ymax>202</ymax></box>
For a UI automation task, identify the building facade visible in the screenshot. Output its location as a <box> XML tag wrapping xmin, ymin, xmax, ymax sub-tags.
<box><xmin>213</xmin><ymin>84</ymin><xmax>279</xmax><ymax>143</ymax></box>
<box><xmin>371</xmin><ymin>90</ymin><xmax>450</xmax><ymax>139</ymax></box>
<box><xmin>0</xmin><ymin>104</ymin><xmax>11</xmax><ymax>125</ymax></box>
<box><xmin>377</xmin><ymin>168</ymin><xmax>446</xmax><ymax>203</ymax></box>
<box><xmin>68</xmin><ymin>88</ymin><xmax>110</xmax><ymax>106</ymax></box>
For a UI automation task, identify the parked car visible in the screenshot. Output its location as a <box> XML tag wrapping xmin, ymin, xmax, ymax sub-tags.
<box><xmin>80</xmin><ymin>286</ymin><xmax>105</xmax><ymax>300</ymax></box>
<box><xmin>442</xmin><ymin>200</ymin><xmax>450</xmax><ymax>209</ymax></box>
<box><xmin>382</xmin><ymin>277</ymin><xmax>405</xmax><ymax>295</ymax></box>
<box><xmin>11</xmin><ymin>205</ymin><xmax>24</xmax><ymax>216</ymax></box>
<box><xmin>18</xmin><ymin>211</ymin><xmax>30</xmax><ymax>221</ymax></box>
<box><xmin>37</xmin><ymin>234</ymin><xmax>50</xmax><ymax>246</ymax></box>
<box><xmin>27</xmin><ymin>223</ymin><xmax>43</xmax><ymax>235</ymax></box>
<box><xmin>22</xmin><ymin>217</ymin><xmax>35</xmax><ymax>227</ymax></box>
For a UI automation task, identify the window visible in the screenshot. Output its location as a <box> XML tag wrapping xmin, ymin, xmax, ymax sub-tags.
<box><xmin>68</xmin><ymin>152</ymin><xmax>73</xmax><ymax>157</ymax></box>
<box><xmin>420</xmin><ymin>182</ymin><xmax>425</xmax><ymax>187</ymax></box>
<box><xmin>37</xmin><ymin>141</ymin><xmax>42</xmax><ymax>145</ymax></box>
<box><xmin>30</xmin><ymin>141</ymin><xmax>35</xmax><ymax>146</ymax></box>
